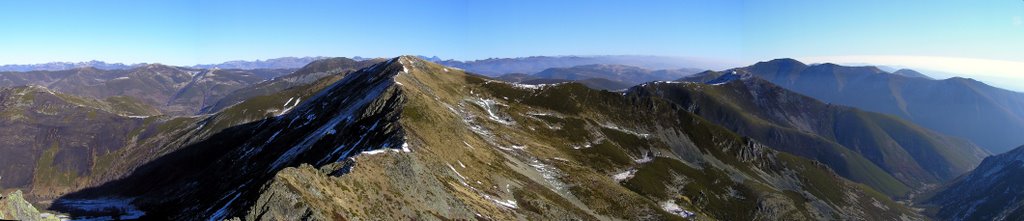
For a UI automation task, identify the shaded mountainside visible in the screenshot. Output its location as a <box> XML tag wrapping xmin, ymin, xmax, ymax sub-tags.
<box><xmin>681</xmin><ymin>58</ymin><xmax>1024</xmax><ymax>153</ymax></box>
<box><xmin>50</xmin><ymin>57</ymin><xmax>920</xmax><ymax>220</ymax></box>
<box><xmin>0</xmin><ymin>61</ymin><xmax>353</xmax><ymax>210</ymax></box>
<box><xmin>0</xmin><ymin>64</ymin><xmax>295</xmax><ymax>115</ymax></box>
<box><xmin>629</xmin><ymin>75</ymin><xmax>988</xmax><ymax>197</ymax></box>
<box><xmin>0</xmin><ymin>86</ymin><xmax>158</xmax><ymax>201</ymax></box>
<box><xmin>922</xmin><ymin>145</ymin><xmax>1024</xmax><ymax>221</ymax></box>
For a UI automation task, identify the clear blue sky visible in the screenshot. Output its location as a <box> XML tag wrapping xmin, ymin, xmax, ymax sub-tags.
<box><xmin>0</xmin><ymin>0</ymin><xmax>1021</xmax><ymax>67</ymax></box>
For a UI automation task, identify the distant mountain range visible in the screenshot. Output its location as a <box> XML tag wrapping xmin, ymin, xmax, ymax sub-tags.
<box><xmin>0</xmin><ymin>57</ymin><xmax>333</xmax><ymax>72</ymax></box>
<box><xmin>0</xmin><ymin>64</ymin><xmax>294</xmax><ymax>115</ymax></box>
<box><xmin>0</xmin><ymin>61</ymin><xmax>137</xmax><ymax>72</ymax></box>
<box><xmin>191</xmin><ymin>57</ymin><xmax>330</xmax><ymax>70</ymax></box>
<box><xmin>2</xmin><ymin>55</ymin><xmax>729</xmax><ymax>76</ymax></box>
<box><xmin>682</xmin><ymin>58</ymin><xmax>1024</xmax><ymax>154</ymax></box>
<box><xmin>496</xmin><ymin>64</ymin><xmax>702</xmax><ymax>90</ymax></box>
<box><xmin>436</xmin><ymin>55</ymin><xmax>731</xmax><ymax>77</ymax></box>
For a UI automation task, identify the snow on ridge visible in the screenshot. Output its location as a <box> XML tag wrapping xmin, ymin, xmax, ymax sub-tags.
<box><xmin>358</xmin><ymin>142</ymin><xmax>411</xmax><ymax>156</ymax></box>
<box><xmin>269</xmin><ymin>74</ymin><xmax>394</xmax><ymax>170</ymax></box>
<box><xmin>600</xmin><ymin>122</ymin><xmax>651</xmax><ymax>138</ymax></box>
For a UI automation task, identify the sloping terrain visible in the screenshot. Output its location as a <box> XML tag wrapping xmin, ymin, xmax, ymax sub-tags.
<box><xmin>0</xmin><ymin>64</ymin><xmax>294</xmax><ymax>115</ymax></box>
<box><xmin>630</xmin><ymin>75</ymin><xmax>988</xmax><ymax>196</ymax></box>
<box><xmin>50</xmin><ymin>57</ymin><xmax>921</xmax><ymax>220</ymax></box>
<box><xmin>922</xmin><ymin>144</ymin><xmax>1024</xmax><ymax>221</ymax></box>
<box><xmin>0</xmin><ymin>86</ymin><xmax>157</xmax><ymax>200</ymax></box>
<box><xmin>681</xmin><ymin>59</ymin><xmax>1024</xmax><ymax>153</ymax></box>
<box><xmin>201</xmin><ymin>57</ymin><xmax>385</xmax><ymax>113</ymax></box>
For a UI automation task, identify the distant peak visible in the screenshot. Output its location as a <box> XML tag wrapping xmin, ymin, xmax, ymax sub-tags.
<box><xmin>891</xmin><ymin>69</ymin><xmax>933</xmax><ymax>79</ymax></box>
<box><xmin>763</xmin><ymin>58</ymin><xmax>806</xmax><ymax>66</ymax></box>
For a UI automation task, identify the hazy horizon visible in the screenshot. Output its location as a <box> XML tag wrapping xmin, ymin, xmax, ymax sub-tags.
<box><xmin>2</xmin><ymin>0</ymin><xmax>1022</xmax><ymax>90</ymax></box>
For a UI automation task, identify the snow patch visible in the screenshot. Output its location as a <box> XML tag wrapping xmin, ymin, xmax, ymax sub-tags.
<box><xmin>447</xmin><ymin>163</ymin><xmax>468</xmax><ymax>180</ymax></box>
<box><xmin>56</xmin><ymin>198</ymin><xmax>145</xmax><ymax>220</ymax></box>
<box><xmin>470</xmin><ymin>98</ymin><xmax>514</xmax><ymax>125</ymax></box>
<box><xmin>660</xmin><ymin>200</ymin><xmax>695</xmax><ymax>218</ymax></box>
<box><xmin>612</xmin><ymin>169</ymin><xmax>637</xmax><ymax>182</ymax></box>
<box><xmin>634</xmin><ymin>151</ymin><xmax>654</xmax><ymax>164</ymax></box>
<box><xmin>601</xmin><ymin>123</ymin><xmax>650</xmax><ymax>138</ymax></box>
<box><xmin>492</xmin><ymin>198</ymin><xmax>518</xmax><ymax>209</ymax></box>
<box><xmin>528</xmin><ymin>159</ymin><xmax>567</xmax><ymax>192</ymax></box>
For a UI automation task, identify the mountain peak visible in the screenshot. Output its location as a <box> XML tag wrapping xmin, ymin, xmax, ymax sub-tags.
<box><xmin>759</xmin><ymin>58</ymin><xmax>806</xmax><ymax>67</ymax></box>
<box><xmin>889</xmin><ymin>69</ymin><xmax>934</xmax><ymax>79</ymax></box>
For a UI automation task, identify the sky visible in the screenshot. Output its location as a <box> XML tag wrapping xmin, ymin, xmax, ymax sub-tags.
<box><xmin>0</xmin><ymin>0</ymin><xmax>1022</xmax><ymax>89</ymax></box>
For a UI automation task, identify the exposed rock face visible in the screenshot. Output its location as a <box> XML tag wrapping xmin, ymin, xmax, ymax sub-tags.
<box><xmin>1</xmin><ymin>190</ymin><xmax>60</xmax><ymax>221</ymax></box>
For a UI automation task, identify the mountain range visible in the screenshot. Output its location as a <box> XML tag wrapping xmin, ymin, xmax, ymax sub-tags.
<box><xmin>0</xmin><ymin>57</ymin><xmax>332</xmax><ymax>72</ymax></box>
<box><xmin>496</xmin><ymin>64</ymin><xmax>701</xmax><ymax>91</ymax></box>
<box><xmin>638</xmin><ymin>73</ymin><xmax>989</xmax><ymax>196</ymax></box>
<box><xmin>0</xmin><ymin>64</ymin><xmax>297</xmax><ymax>115</ymax></box>
<box><xmin>681</xmin><ymin>58</ymin><xmax>1024</xmax><ymax>154</ymax></box>
<box><xmin>0</xmin><ymin>61</ymin><xmax>136</xmax><ymax>72</ymax></box>
<box><xmin>436</xmin><ymin>55</ymin><xmax>727</xmax><ymax>77</ymax></box>
<box><xmin>0</xmin><ymin>56</ymin><xmax>925</xmax><ymax>220</ymax></box>
<box><xmin>922</xmin><ymin>144</ymin><xmax>1024</xmax><ymax>220</ymax></box>
<box><xmin>0</xmin><ymin>55</ymin><xmax>1021</xmax><ymax>220</ymax></box>
<box><xmin>191</xmin><ymin>57</ymin><xmax>331</xmax><ymax>70</ymax></box>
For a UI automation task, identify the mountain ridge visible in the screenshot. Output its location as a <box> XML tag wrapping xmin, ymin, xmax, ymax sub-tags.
<box><xmin>37</xmin><ymin>56</ymin><xmax>921</xmax><ymax>220</ymax></box>
<box><xmin>680</xmin><ymin>58</ymin><xmax>1024</xmax><ymax>153</ymax></box>
<box><xmin>629</xmin><ymin>75</ymin><xmax>989</xmax><ymax>196</ymax></box>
